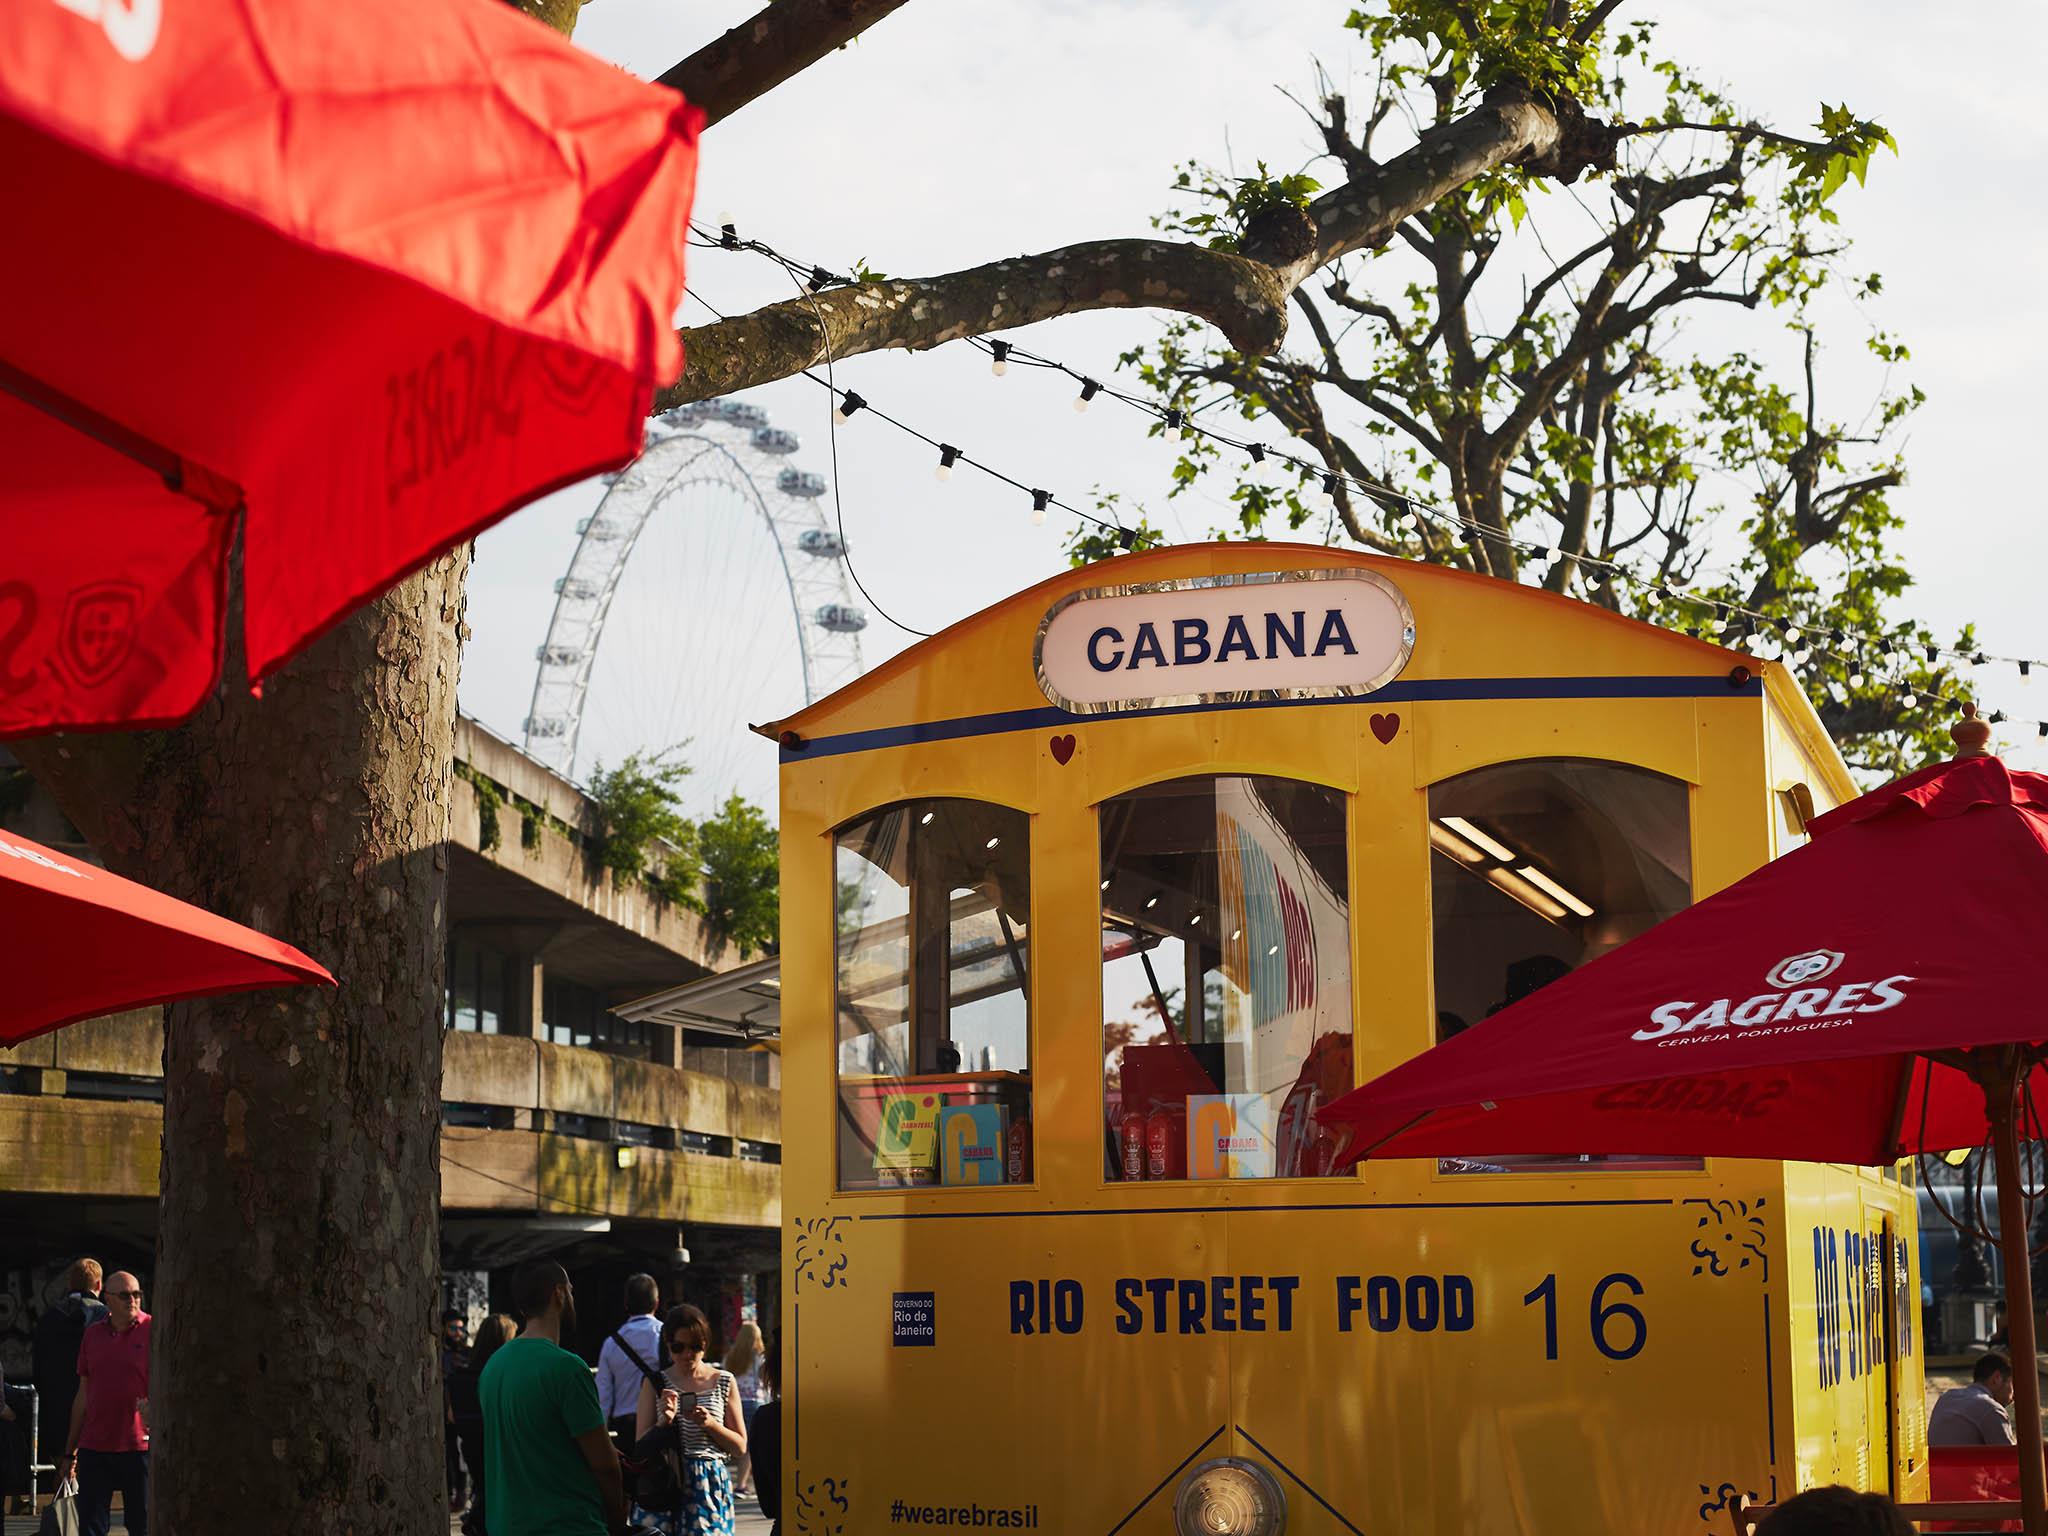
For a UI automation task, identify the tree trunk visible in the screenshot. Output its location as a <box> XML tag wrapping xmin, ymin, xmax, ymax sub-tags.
<box><xmin>18</xmin><ymin>553</ymin><xmax>467</xmax><ymax>1536</ymax></box>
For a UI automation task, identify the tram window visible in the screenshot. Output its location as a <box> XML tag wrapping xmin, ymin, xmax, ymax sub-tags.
<box><xmin>1429</xmin><ymin>758</ymin><xmax>1698</xmax><ymax>1174</ymax></box>
<box><xmin>832</xmin><ymin>799</ymin><xmax>1032</xmax><ymax>1191</ymax></box>
<box><xmin>1099</xmin><ymin>775</ymin><xmax>1353</xmax><ymax>1182</ymax></box>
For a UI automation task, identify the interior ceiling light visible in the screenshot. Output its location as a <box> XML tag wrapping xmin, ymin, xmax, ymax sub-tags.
<box><xmin>1428</xmin><ymin>820</ymin><xmax>1486</xmax><ymax>866</ymax></box>
<box><xmin>1439</xmin><ymin>815</ymin><xmax>1517</xmax><ymax>863</ymax></box>
<box><xmin>1515</xmin><ymin>865</ymin><xmax>1595</xmax><ymax>918</ymax></box>
<box><xmin>1486</xmin><ymin>866</ymin><xmax>1568</xmax><ymax>923</ymax></box>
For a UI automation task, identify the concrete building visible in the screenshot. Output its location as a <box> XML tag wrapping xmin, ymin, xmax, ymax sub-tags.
<box><xmin>0</xmin><ymin>718</ymin><xmax>780</xmax><ymax>1402</ymax></box>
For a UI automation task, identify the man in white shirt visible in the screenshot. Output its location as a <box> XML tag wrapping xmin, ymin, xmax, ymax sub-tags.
<box><xmin>1928</xmin><ymin>1353</ymin><xmax>2018</xmax><ymax>1446</ymax></box>
<box><xmin>594</xmin><ymin>1273</ymin><xmax>662</xmax><ymax>1444</ymax></box>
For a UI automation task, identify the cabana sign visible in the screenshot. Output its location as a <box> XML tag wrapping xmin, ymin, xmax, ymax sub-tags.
<box><xmin>1034</xmin><ymin>569</ymin><xmax>1415</xmax><ymax>715</ymax></box>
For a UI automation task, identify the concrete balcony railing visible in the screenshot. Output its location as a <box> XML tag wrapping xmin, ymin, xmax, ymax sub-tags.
<box><xmin>440</xmin><ymin>1030</ymin><xmax>780</xmax><ymax>1228</ymax></box>
<box><xmin>1</xmin><ymin>1014</ymin><xmax>779</xmax><ymax>1229</ymax></box>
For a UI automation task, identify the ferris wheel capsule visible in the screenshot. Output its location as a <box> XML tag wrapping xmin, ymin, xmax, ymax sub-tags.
<box><xmin>752</xmin><ymin>427</ymin><xmax>801</xmax><ymax>456</ymax></box>
<box><xmin>797</xmin><ymin>530</ymin><xmax>846</xmax><ymax>559</ymax></box>
<box><xmin>778</xmin><ymin>469</ymin><xmax>827</xmax><ymax>499</ymax></box>
<box><xmin>713</xmin><ymin>400</ymin><xmax>769</xmax><ymax>429</ymax></box>
<box><xmin>815</xmin><ymin>603</ymin><xmax>869</xmax><ymax>634</ymax></box>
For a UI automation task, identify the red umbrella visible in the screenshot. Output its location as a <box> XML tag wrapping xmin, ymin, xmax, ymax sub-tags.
<box><xmin>0</xmin><ymin>0</ymin><xmax>701</xmax><ymax>736</ymax></box>
<box><xmin>1320</xmin><ymin>724</ymin><xmax>2048</xmax><ymax>1533</ymax></box>
<box><xmin>0</xmin><ymin>827</ymin><xmax>331</xmax><ymax>1042</ymax></box>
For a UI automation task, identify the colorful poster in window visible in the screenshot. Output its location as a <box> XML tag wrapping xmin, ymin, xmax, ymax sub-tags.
<box><xmin>874</xmin><ymin>1091</ymin><xmax>942</xmax><ymax>1184</ymax></box>
<box><xmin>1187</xmin><ymin>1093</ymin><xmax>1276</xmax><ymax>1179</ymax></box>
<box><xmin>938</xmin><ymin>1104</ymin><xmax>1008</xmax><ymax>1185</ymax></box>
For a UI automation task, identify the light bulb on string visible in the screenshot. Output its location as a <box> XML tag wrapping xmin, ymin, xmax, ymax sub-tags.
<box><xmin>717</xmin><ymin>212</ymin><xmax>738</xmax><ymax>249</ymax></box>
<box><xmin>1848</xmin><ymin>669</ymin><xmax>1867</xmax><ymax>690</ymax></box>
<box><xmin>1074</xmin><ymin>379</ymin><xmax>1101</xmax><ymax>413</ymax></box>
<box><xmin>1247</xmin><ymin>444</ymin><xmax>1266</xmax><ymax>465</ymax></box>
<box><xmin>2023</xmin><ymin>660</ymin><xmax>2034</xmax><ymax>685</ymax></box>
<box><xmin>1030</xmin><ymin>489</ymin><xmax>1051</xmax><ymax>526</ymax></box>
<box><xmin>833</xmin><ymin>390</ymin><xmax>866</xmax><ymax>424</ymax></box>
<box><xmin>1902</xmin><ymin>690</ymin><xmax>1919</xmax><ymax>710</ymax></box>
<box><xmin>934</xmin><ymin>444</ymin><xmax>960</xmax><ymax>482</ymax></box>
<box><xmin>989</xmin><ymin>340</ymin><xmax>1011</xmax><ymax>377</ymax></box>
<box><xmin>1783</xmin><ymin>622</ymin><xmax>1803</xmax><ymax>645</ymax></box>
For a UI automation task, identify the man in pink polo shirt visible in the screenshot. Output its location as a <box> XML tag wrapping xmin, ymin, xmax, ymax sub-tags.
<box><xmin>57</xmin><ymin>1270</ymin><xmax>150</xmax><ymax>1536</ymax></box>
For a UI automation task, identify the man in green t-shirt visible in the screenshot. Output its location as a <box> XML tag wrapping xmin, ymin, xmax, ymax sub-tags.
<box><xmin>480</xmin><ymin>1261</ymin><xmax>628</xmax><ymax>1536</ymax></box>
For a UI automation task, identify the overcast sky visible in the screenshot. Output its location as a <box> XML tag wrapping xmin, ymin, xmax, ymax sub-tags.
<box><xmin>460</xmin><ymin>1</ymin><xmax>2048</xmax><ymax>809</ymax></box>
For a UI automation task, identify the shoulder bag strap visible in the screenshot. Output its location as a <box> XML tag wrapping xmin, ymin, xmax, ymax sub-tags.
<box><xmin>609</xmin><ymin>1327</ymin><xmax>665</xmax><ymax>1388</ymax></box>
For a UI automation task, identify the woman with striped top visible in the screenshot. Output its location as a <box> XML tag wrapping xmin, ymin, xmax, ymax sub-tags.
<box><xmin>634</xmin><ymin>1304</ymin><xmax>746</xmax><ymax>1536</ymax></box>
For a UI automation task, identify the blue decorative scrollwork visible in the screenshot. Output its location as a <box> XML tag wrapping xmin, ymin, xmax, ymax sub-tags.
<box><xmin>793</xmin><ymin>1216</ymin><xmax>851</xmax><ymax>1294</ymax></box>
<box><xmin>795</xmin><ymin>1473</ymin><xmax>851</xmax><ymax>1535</ymax></box>
<box><xmin>1683</xmin><ymin>1195</ymin><xmax>1770</xmax><ymax>1283</ymax></box>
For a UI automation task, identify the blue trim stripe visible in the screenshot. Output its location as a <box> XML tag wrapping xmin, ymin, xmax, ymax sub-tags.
<box><xmin>1106</xmin><ymin>1424</ymin><xmax>1227</xmax><ymax>1536</ymax></box>
<box><xmin>781</xmin><ymin>673</ymin><xmax>1761</xmax><ymax>761</ymax></box>
<box><xmin>1763</xmin><ymin>1289</ymin><xmax>1776</xmax><ymax>1464</ymax></box>
<box><xmin>855</xmin><ymin>1196</ymin><xmax>1675</xmax><ymax>1222</ymax></box>
<box><xmin>1236</xmin><ymin>1424</ymin><xmax>1368</xmax><ymax>1536</ymax></box>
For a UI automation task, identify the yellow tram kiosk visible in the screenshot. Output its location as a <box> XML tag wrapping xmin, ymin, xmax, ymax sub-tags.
<box><xmin>765</xmin><ymin>543</ymin><xmax>1927</xmax><ymax>1536</ymax></box>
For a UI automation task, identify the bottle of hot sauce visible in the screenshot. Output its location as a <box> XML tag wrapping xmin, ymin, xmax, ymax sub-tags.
<box><xmin>1145</xmin><ymin>1102</ymin><xmax>1185</xmax><ymax>1181</ymax></box>
<box><xmin>1119</xmin><ymin>1109</ymin><xmax>1147</xmax><ymax>1182</ymax></box>
<box><xmin>1006</xmin><ymin>1116</ymin><xmax>1032</xmax><ymax>1183</ymax></box>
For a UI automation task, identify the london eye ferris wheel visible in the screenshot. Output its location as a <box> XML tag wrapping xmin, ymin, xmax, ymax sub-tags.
<box><xmin>521</xmin><ymin>400</ymin><xmax>867</xmax><ymax>818</ymax></box>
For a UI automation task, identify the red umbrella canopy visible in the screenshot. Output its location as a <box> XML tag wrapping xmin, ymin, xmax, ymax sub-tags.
<box><xmin>1319</xmin><ymin>752</ymin><xmax>2048</xmax><ymax>1168</ymax></box>
<box><xmin>0</xmin><ymin>828</ymin><xmax>332</xmax><ymax>1041</ymax></box>
<box><xmin>0</xmin><ymin>0</ymin><xmax>701</xmax><ymax>735</ymax></box>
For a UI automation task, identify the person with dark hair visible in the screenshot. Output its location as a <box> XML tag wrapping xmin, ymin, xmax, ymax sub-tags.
<box><xmin>749</xmin><ymin>1340</ymin><xmax>782</xmax><ymax>1536</ymax></box>
<box><xmin>451</xmin><ymin>1315</ymin><xmax>517</xmax><ymax>1536</ymax></box>
<box><xmin>596</xmin><ymin>1274</ymin><xmax>662</xmax><ymax>1446</ymax></box>
<box><xmin>32</xmin><ymin>1257</ymin><xmax>104</xmax><ymax>1489</ymax></box>
<box><xmin>1755</xmin><ymin>1485</ymin><xmax>1913</xmax><ymax>1535</ymax></box>
<box><xmin>1486</xmin><ymin>954</ymin><xmax>1573</xmax><ymax>1017</ymax></box>
<box><xmin>632</xmin><ymin>1304</ymin><xmax>746</xmax><ymax>1536</ymax></box>
<box><xmin>1928</xmin><ymin>1352</ymin><xmax>2018</xmax><ymax>1446</ymax></box>
<box><xmin>480</xmin><ymin>1262</ymin><xmax>628</xmax><ymax>1536</ymax></box>
<box><xmin>443</xmin><ymin>1309</ymin><xmax>473</xmax><ymax>1513</ymax></box>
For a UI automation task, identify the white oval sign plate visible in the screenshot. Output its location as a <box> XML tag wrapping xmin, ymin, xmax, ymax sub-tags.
<box><xmin>1035</xmin><ymin>569</ymin><xmax>1415</xmax><ymax>714</ymax></box>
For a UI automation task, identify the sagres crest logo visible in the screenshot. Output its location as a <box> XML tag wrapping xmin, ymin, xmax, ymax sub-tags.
<box><xmin>1634</xmin><ymin>946</ymin><xmax>1913</xmax><ymax>1045</ymax></box>
<box><xmin>1766</xmin><ymin>950</ymin><xmax>1844</xmax><ymax>989</ymax></box>
<box><xmin>61</xmin><ymin>582</ymin><xmax>142</xmax><ymax>688</ymax></box>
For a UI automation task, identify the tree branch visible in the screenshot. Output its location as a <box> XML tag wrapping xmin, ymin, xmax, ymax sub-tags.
<box><xmin>666</xmin><ymin>84</ymin><xmax>1594</xmax><ymax>404</ymax></box>
<box><xmin>657</xmin><ymin>0</ymin><xmax>911</xmax><ymax>127</ymax></box>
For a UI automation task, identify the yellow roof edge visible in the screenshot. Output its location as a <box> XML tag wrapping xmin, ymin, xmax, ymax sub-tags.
<box><xmin>760</xmin><ymin>541</ymin><xmax>1767</xmax><ymax>738</ymax></box>
<box><xmin>1760</xmin><ymin>660</ymin><xmax>1859</xmax><ymax>803</ymax></box>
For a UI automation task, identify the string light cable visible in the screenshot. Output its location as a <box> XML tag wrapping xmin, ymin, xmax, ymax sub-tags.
<box><xmin>687</xmin><ymin>218</ymin><xmax>2047</xmax><ymax>733</ymax></box>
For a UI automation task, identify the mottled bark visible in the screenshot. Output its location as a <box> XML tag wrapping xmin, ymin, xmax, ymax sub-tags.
<box><xmin>658</xmin><ymin>0</ymin><xmax>911</xmax><ymax>127</ymax></box>
<box><xmin>664</xmin><ymin>85</ymin><xmax>1585</xmax><ymax>406</ymax></box>
<box><xmin>502</xmin><ymin>0</ymin><xmax>583</xmax><ymax>35</ymax></box>
<box><xmin>17</xmin><ymin>556</ymin><xmax>467</xmax><ymax>1536</ymax></box>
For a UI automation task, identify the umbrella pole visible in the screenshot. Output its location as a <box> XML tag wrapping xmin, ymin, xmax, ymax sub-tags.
<box><xmin>1986</xmin><ymin>1051</ymin><xmax>2048</xmax><ymax>1536</ymax></box>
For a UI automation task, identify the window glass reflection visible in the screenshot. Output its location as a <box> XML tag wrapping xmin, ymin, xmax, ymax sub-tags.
<box><xmin>834</xmin><ymin>800</ymin><xmax>1032</xmax><ymax>1191</ymax></box>
<box><xmin>1428</xmin><ymin>758</ymin><xmax>1694</xmax><ymax>1173</ymax></box>
<box><xmin>1101</xmin><ymin>776</ymin><xmax>1352</xmax><ymax>1182</ymax></box>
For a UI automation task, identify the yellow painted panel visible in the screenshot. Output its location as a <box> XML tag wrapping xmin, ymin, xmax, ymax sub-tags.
<box><xmin>774</xmin><ymin>545</ymin><xmax>1914</xmax><ymax>1534</ymax></box>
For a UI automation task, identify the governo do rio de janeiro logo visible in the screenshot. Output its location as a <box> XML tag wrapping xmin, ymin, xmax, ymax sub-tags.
<box><xmin>1764</xmin><ymin>950</ymin><xmax>1844</xmax><ymax>989</ymax></box>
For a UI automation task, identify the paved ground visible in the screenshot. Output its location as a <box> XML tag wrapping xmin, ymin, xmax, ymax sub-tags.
<box><xmin>3</xmin><ymin>1492</ymin><xmax>774</xmax><ymax>1535</ymax></box>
